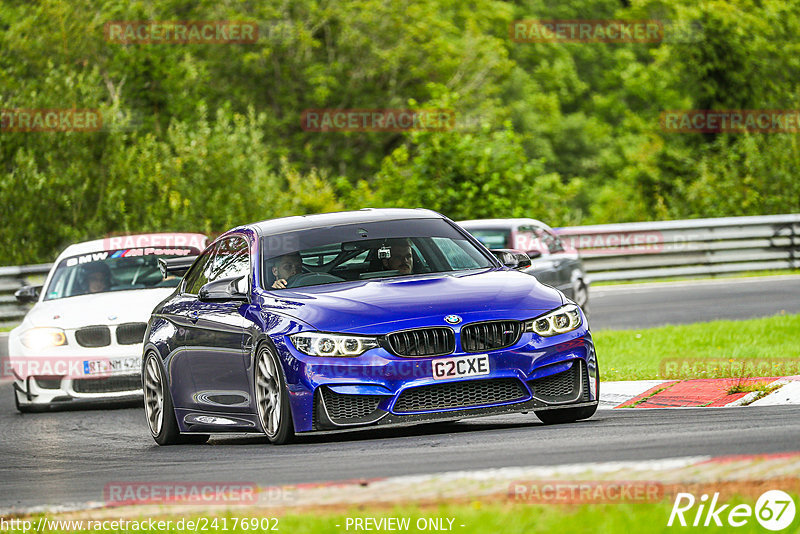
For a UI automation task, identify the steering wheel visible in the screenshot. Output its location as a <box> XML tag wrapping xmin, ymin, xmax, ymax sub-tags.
<box><xmin>286</xmin><ymin>272</ymin><xmax>345</xmax><ymax>289</ymax></box>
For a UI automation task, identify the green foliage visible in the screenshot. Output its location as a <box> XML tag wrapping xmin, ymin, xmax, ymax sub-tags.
<box><xmin>1</xmin><ymin>0</ymin><xmax>799</xmax><ymax>264</ymax></box>
<box><xmin>367</xmin><ymin>123</ymin><xmax>583</xmax><ymax>224</ymax></box>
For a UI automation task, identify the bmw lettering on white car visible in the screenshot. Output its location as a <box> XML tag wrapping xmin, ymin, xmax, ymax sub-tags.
<box><xmin>8</xmin><ymin>233</ymin><xmax>206</xmax><ymax>412</ymax></box>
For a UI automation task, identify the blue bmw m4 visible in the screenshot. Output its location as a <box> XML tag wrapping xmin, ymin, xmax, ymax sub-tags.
<box><xmin>142</xmin><ymin>209</ymin><xmax>599</xmax><ymax>445</ymax></box>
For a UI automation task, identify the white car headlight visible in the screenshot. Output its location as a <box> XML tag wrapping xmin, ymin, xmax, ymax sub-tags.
<box><xmin>20</xmin><ymin>327</ymin><xmax>68</xmax><ymax>350</ymax></box>
<box><xmin>289</xmin><ymin>332</ymin><xmax>379</xmax><ymax>357</ymax></box>
<box><xmin>525</xmin><ymin>304</ymin><xmax>583</xmax><ymax>337</ymax></box>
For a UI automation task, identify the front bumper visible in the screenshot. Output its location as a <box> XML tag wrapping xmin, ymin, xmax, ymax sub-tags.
<box><xmin>13</xmin><ymin>373</ymin><xmax>142</xmax><ymax>407</ymax></box>
<box><xmin>283</xmin><ymin>332</ymin><xmax>599</xmax><ymax>433</ymax></box>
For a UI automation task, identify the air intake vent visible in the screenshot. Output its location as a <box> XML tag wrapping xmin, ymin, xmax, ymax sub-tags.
<box><xmin>319</xmin><ymin>387</ymin><xmax>386</xmax><ymax>425</ymax></box>
<box><xmin>75</xmin><ymin>326</ymin><xmax>111</xmax><ymax>348</ymax></box>
<box><xmin>461</xmin><ymin>320</ymin><xmax>522</xmax><ymax>352</ymax></box>
<box><xmin>386</xmin><ymin>328</ymin><xmax>455</xmax><ymax>357</ymax></box>
<box><xmin>393</xmin><ymin>378</ymin><xmax>528</xmax><ymax>413</ymax></box>
<box><xmin>73</xmin><ymin>375</ymin><xmax>141</xmax><ymax>393</ymax></box>
<box><xmin>116</xmin><ymin>322</ymin><xmax>147</xmax><ymax>345</ymax></box>
<box><xmin>528</xmin><ymin>361</ymin><xmax>584</xmax><ymax>404</ymax></box>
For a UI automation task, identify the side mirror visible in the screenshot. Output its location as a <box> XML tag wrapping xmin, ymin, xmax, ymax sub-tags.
<box><xmin>490</xmin><ymin>249</ymin><xmax>532</xmax><ymax>270</ymax></box>
<box><xmin>14</xmin><ymin>285</ymin><xmax>42</xmax><ymax>304</ymax></box>
<box><xmin>526</xmin><ymin>249</ymin><xmax>543</xmax><ymax>260</ymax></box>
<box><xmin>198</xmin><ymin>276</ymin><xmax>249</xmax><ymax>303</ymax></box>
<box><xmin>158</xmin><ymin>256</ymin><xmax>198</xmax><ymax>279</ymax></box>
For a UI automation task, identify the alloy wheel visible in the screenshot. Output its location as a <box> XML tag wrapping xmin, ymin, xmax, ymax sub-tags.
<box><xmin>255</xmin><ymin>348</ymin><xmax>281</xmax><ymax>438</ymax></box>
<box><xmin>144</xmin><ymin>355</ymin><xmax>164</xmax><ymax>436</ymax></box>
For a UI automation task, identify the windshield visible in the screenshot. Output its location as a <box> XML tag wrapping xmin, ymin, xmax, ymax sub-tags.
<box><xmin>44</xmin><ymin>248</ymin><xmax>198</xmax><ymax>300</ymax></box>
<box><xmin>262</xmin><ymin>218</ymin><xmax>494</xmax><ymax>290</ymax></box>
<box><xmin>464</xmin><ymin>228</ymin><xmax>510</xmax><ymax>249</ymax></box>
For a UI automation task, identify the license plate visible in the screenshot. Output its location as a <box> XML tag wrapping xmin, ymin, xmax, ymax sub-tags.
<box><xmin>432</xmin><ymin>354</ymin><xmax>490</xmax><ymax>380</ymax></box>
<box><xmin>83</xmin><ymin>357</ymin><xmax>140</xmax><ymax>376</ymax></box>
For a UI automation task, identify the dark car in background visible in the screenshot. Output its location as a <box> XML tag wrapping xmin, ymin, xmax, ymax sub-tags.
<box><xmin>458</xmin><ymin>219</ymin><xmax>589</xmax><ymax>309</ymax></box>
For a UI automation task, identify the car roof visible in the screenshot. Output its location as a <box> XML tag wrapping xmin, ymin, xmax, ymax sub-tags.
<box><xmin>248</xmin><ymin>208</ymin><xmax>444</xmax><ymax>237</ymax></box>
<box><xmin>54</xmin><ymin>233</ymin><xmax>208</xmax><ymax>260</ymax></box>
<box><xmin>457</xmin><ymin>218</ymin><xmax>551</xmax><ymax>230</ymax></box>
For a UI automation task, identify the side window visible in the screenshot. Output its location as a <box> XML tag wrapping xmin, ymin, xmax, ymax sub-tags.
<box><xmin>209</xmin><ymin>236</ymin><xmax>250</xmax><ymax>285</ymax></box>
<box><xmin>432</xmin><ymin>237</ymin><xmax>481</xmax><ymax>270</ymax></box>
<box><xmin>542</xmin><ymin>229</ymin><xmax>565</xmax><ymax>253</ymax></box>
<box><xmin>183</xmin><ymin>248</ymin><xmax>216</xmax><ymax>295</ymax></box>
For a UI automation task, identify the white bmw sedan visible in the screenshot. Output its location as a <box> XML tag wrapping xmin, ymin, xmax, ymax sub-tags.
<box><xmin>7</xmin><ymin>233</ymin><xmax>206</xmax><ymax>412</ymax></box>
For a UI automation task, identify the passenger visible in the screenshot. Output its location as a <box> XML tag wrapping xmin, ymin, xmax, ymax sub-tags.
<box><xmin>270</xmin><ymin>252</ymin><xmax>303</xmax><ymax>289</ymax></box>
<box><xmin>381</xmin><ymin>239</ymin><xmax>414</xmax><ymax>275</ymax></box>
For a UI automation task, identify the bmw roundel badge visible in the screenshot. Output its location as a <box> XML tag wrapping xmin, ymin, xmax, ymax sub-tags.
<box><xmin>444</xmin><ymin>314</ymin><xmax>462</xmax><ymax>325</ymax></box>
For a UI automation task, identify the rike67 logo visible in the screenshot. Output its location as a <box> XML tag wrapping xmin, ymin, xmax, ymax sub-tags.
<box><xmin>668</xmin><ymin>490</ymin><xmax>796</xmax><ymax>531</ymax></box>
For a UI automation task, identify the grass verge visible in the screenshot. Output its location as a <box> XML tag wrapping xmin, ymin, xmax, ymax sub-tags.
<box><xmin>594</xmin><ymin>313</ymin><xmax>800</xmax><ymax>381</ymax></box>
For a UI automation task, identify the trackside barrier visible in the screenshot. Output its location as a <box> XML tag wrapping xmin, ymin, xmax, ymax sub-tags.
<box><xmin>555</xmin><ymin>214</ymin><xmax>800</xmax><ymax>282</ymax></box>
<box><xmin>0</xmin><ymin>264</ymin><xmax>50</xmax><ymax>328</ymax></box>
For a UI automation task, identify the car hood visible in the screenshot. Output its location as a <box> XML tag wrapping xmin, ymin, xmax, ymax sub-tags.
<box><xmin>262</xmin><ymin>269</ymin><xmax>564</xmax><ymax>334</ymax></box>
<box><xmin>23</xmin><ymin>288</ymin><xmax>174</xmax><ymax>330</ymax></box>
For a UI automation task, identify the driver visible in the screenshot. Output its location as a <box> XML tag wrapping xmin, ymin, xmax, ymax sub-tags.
<box><xmin>270</xmin><ymin>252</ymin><xmax>303</xmax><ymax>289</ymax></box>
<box><xmin>82</xmin><ymin>262</ymin><xmax>112</xmax><ymax>294</ymax></box>
<box><xmin>381</xmin><ymin>239</ymin><xmax>414</xmax><ymax>275</ymax></box>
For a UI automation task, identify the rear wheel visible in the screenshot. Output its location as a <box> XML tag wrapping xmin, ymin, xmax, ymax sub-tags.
<box><xmin>255</xmin><ymin>344</ymin><xmax>294</xmax><ymax>444</ymax></box>
<box><xmin>143</xmin><ymin>352</ymin><xmax>209</xmax><ymax>445</ymax></box>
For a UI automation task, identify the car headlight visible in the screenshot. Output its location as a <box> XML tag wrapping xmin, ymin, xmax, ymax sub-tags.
<box><xmin>289</xmin><ymin>332</ymin><xmax>379</xmax><ymax>357</ymax></box>
<box><xmin>525</xmin><ymin>304</ymin><xmax>583</xmax><ymax>337</ymax></box>
<box><xmin>20</xmin><ymin>327</ymin><xmax>68</xmax><ymax>350</ymax></box>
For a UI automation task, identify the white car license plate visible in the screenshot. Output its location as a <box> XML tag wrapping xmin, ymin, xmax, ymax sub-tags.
<box><xmin>83</xmin><ymin>357</ymin><xmax>140</xmax><ymax>376</ymax></box>
<box><xmin>432</xmin><ymin>354</ymin><xmax>490</xmax><ymax>380</ymax></box>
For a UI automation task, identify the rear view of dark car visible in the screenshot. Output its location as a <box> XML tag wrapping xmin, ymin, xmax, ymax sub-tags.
<box><xmin>458</xmin><ymin>219</ymin><xmax>589</xmax><ymax>309</ymax></box>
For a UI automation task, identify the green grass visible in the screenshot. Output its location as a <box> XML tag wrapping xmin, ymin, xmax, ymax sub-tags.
<box><xmin>591</xmin><ymin>268</ymin><xmax>800</xmax><ymax>287</ymax></box>
<box><xmin>595</xmin><ymin>313</ymin><xmax>800</xmax><ymax>381</ymax></box>
<box><xmin>28</xmin><ymin>498</ymin><xmax>793</xmax><ymax>534</ymax></box>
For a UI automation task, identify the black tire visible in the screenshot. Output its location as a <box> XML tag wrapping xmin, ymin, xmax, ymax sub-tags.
<box><xmin>535</xmin><ymin>404</ymin><xmax>597</xmax><ymax>424</ymax></box>
<box><xmin>143</xmin><ymin>352</ymin><xmax>209</xmax><ymax>445</ymax></box>
<box><xmin>254</xmin><ymin>343</ymin><xmax>294</xmax><ymax>445</ymax></box>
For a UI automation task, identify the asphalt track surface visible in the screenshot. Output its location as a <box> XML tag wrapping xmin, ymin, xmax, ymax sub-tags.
<box><xmin>1</xmin><ymin>276</ymin><xmax>799</xmax><ymax>511</ymax></box>
<box><xmin>1</xmin><ymin>384</ymin><xmax>799</xmax><ymax>511</ymax></box>
<box><xmin>588</xmin><ymin>275</ymin><xmax>800</xmax><ymax>329</ymax></box>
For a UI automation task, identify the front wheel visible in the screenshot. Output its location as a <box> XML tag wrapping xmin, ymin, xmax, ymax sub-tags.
<box><xmin>535</xmin><ymin>404</ymin><xmax>597</xmax><ymax>424</ymax></box>
<box><xmin>143</xmin><ymin>352</ymin><xmax>209</xmax><ymax>445</ymax></box>
<box><xmin>255</xmin><ymin>344</ymin><xmax>294</xmax><ymax>445</ymax></box>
